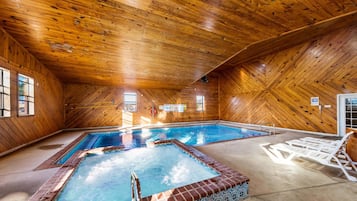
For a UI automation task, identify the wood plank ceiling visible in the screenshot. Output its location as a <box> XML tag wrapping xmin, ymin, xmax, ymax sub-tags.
<box><xmin>0</xmin><ymin>0</ymin><xmax>356</xmax><ymax>89</ymax></box>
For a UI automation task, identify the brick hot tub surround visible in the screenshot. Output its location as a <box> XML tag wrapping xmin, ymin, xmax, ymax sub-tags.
<box><xmin>29</xmin><ymin>140</ymin><xmax>249</xmax><ymax>201</ymax></box>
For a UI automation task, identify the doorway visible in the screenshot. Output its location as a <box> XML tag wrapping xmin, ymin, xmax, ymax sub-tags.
<box><xmin>337</xmin><ymin>93</ymin><xmax>357</xmax><ymax>136</ymax></box>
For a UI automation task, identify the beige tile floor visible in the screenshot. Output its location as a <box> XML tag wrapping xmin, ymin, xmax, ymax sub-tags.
<box><xmin>0</xmin><ymin>129</ymin><xmax>356</xmax><ymax>201</ymax></box>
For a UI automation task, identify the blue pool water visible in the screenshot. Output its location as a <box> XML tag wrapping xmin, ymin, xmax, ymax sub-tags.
<box><xmin>58</xmin><ymin>124</ymin><xmax>267</xmax><ymax>164</ymax></box>
<box><xmin>56</xmin><ymin>144</ymin><xmax>219</xmax><ymax>201</ymax></box>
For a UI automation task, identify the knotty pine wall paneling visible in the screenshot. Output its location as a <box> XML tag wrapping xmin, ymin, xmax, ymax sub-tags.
<box><xmin>0</xmin><ymin>27</ymin><xmax>64</xmax><ymax>154</ymax></box>
<box><xmin>219</xmin><ymin>25</ymin><xmax>357</xmax><ymax>134</ymax></box>
<box><xmin>64</xmin><ymin>75</ymin><xmax>218</xmax><ymax>128</ymax></box>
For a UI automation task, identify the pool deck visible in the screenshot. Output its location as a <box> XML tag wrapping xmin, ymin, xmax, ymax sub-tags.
<box><xmin>0</xmin><ymin>128</ymin><xmax>357</xmax><ymax>201</ymax></box>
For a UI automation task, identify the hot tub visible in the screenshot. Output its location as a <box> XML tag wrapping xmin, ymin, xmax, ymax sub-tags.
<box><xmin>30</xmin><ymin>140</ymin><xmax>249</xmax><ymax>201</ymax></box>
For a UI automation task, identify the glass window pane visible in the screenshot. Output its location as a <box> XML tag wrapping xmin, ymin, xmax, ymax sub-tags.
<box><xmin>177</xmin><ymin>104</ymin><xmax>184</xmax><ymax>112</ymax></box>
<box><xmin>3</xmin><ymin>70</ymin><xmax>10</xmax><ymax>87</ymax></box>
<box><xmin>0</xmin><ymin>94</ymin><xmax>3</xmax><ymax>108</ymax></box>
<box><xmin>4</xmin><ymin>87</ymin><xmax>10</xmax><ymax>94</ymax></box>
<box><xmin>24</xmin><ymin>83</ymin><xmax>29</xmax><ymax>96</ymax></box>
<box><xmin>4</xmin><ymin>94</ymin><xmax>10</xmax><ymax>110</ymax></box>
<box><xmin>196</xmin><ymin>96</ymin><xmax>203</xmax><ymax>103</ymax></box>
<box><xmin>196</xmin><ymin>95</ymin><xmax>205</xmax><ymax>111</ymax></box>
<box><xmin>0</xmin><ymin>68</ymin><xmax>11</xmax><ymax>117</ymax></box>
<box><xmin>18</xmin><ymin>74</ymin><xmax>34</xmax><ymax>116</ymax></box>
<box><xmin>18</xmin><ymin>82</ymin><xmax>24</xmax><ymax>95</ymax></box>
<box><xmin>18</xmin><ymin>75</ymin><xmax>27</xmax><ymax>82</ymax></box>
<box><xmin>29</xmin><ymin>77</ymin><xmax>34</xmax><ymax>85</ymax></box>
<box><xmin>29</xmin><ymin>84</ymin><xmax>34</xmax><ymax>97</ymax></box>
<box><xmin>124</xmin><ymin>92</ymin><xmax>137</xmax><ymax>112</ymax></box>
<box><xmin>19</xmin><ymin>106</ymin><xmax>26</xmax><ymax>115</ymax></box>
<box><xmin>124</xmin><ymin>93</ymin><xmax>136</xmax><ymax>101</ymax></box>
<box><xmin>29</xmin><ymin>102</ymin><xmax>34</xmax><ymax>115</ymax></box>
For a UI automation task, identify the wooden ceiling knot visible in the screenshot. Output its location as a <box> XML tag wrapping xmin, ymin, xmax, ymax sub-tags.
<box><xmin>49</xmin><ymin>42</ymin><xmax>73</xmax><ymax>53</ymax></box>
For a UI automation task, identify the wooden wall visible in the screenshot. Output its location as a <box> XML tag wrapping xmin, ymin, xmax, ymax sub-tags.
<box><xmin>219</xmin><ymin>25</ymin><xmax>357</xmax><ymax>134</ymax></box>
<box><xmin>0</xmin><ymin>27</ymin><xmax>64</xmax><ymax>154</ymax></box>
<box><xmin>64</xmin><ymin>75</ymin><xmax>218</xmax><ymax>128</ymax></box>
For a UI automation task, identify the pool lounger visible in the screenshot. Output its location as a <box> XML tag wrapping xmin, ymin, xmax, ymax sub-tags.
<box><xmin>271</xmin><ymin>131</ymin><xmax>357</xmax><ymax>182</ymax></box>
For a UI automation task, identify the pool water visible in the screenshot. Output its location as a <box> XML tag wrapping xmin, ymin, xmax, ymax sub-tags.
<box><xmin>58</xmin><ymin>124</ymin><xmax>267</xmax><ymax>164</ymax></box>
<box><xmin>56</xmin><ymin>144</ymin><xmax>219</xmax><ymax>201</ymax></box>
<box><xmin>138</xmin><ymin>124</ymin><xmax>266</xmax><ymax>145</ymax></box>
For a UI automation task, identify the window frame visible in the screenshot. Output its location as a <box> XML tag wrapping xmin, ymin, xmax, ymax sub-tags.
<box><xmin>0</xmin><ymin>67</ymin><xmax>11</xmax><ymax>118</ymax></box>
<box><xmin>18</xmin><ymin>73</ymin><xmax>35</xmax><ymax>116</ymax></box>
<box><xmin>123</xmin><ymin>92</ymin><xmax>137</xmax><ymax>112</ymax></box>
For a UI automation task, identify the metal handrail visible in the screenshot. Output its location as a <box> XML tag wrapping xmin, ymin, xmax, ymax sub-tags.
<box><xmin>260</xmin><ymin>123</ymin><xmax>276</xmax><ymax>135</ymax></box>
<box><xmin>131</xmin><ymin>171</ymin><xmax>142</xmax><ymax>201</ymax></box>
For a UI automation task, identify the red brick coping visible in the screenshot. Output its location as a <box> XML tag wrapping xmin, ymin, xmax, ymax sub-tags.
<box><xmin>30</xmin><ymin>140</ymin><xmax>249</xmax><ymax>201</ymax></box>
<box><xmin>35</xmin><ymin>132</ymin><xmax>88</xmax><ymax>170</ymax></box>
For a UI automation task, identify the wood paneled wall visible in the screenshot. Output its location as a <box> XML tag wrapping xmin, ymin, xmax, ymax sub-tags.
<box><xmin>219</xmin><ymin>25</ymin><xmax>357</xmax><ymax>134</ymax></box>
<box><xmin>0</xmin><ymin>27</ymin><xmax>64</xmax><ymax>154</ymax></box>
<box><xmin>64</xmin><ymin>75</ymin><xmax>218</xmax><ymax>128</ymax></box>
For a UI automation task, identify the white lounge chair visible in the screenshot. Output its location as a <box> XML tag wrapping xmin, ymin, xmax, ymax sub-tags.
<box><xmin>284</xmin><ymin>133</ymin><xmax>352</xmax><ymax>153</ymax></box>
<box><xmin>271</xmin><ymin>131</ymin><xmax>357</xmax><ymax>182</ymax></box>
<box><xmin>299</xmin><ymin>137</ymin><xmax>340</xmax><ymax>145</ymax></box>
<box><xmin>285</xmin><ymin>139</ymin><xmax>336</xmax><ymax>153</ymax></box>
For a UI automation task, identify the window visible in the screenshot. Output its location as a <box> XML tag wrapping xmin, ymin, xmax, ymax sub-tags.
<box><xmin>159</xmin><ymin>104</ymin><xmax>187</xmax><ymax>112</ymax></box>
<box><xmin>196</xmin><ymin>95</ymin><xmax>205</xmax><ymax>112</ymax></box>
<box><xmin>124</xmin><ymin>92</ymin><xmax>137</xmax><ymax>112</ymax></box>
<box><xmin>0</xmin><ymin>67</ymin><xmax>10</xmax><ymax>117</ymax></box>
<box><xmin>18</xmin><ymin>74</ymin><xmax>34</xmax><ymax>116</ymax></box>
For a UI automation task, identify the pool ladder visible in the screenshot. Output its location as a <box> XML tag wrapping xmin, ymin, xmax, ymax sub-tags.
<box><xmin>131</xmin><ymin>171</ymin><xmax>142</xmax><ymax>201</ymax></box>
<box><xmin>260</xmin><ymin>123</ymin><xmax>276</xmax><ymax>135</ymax></box>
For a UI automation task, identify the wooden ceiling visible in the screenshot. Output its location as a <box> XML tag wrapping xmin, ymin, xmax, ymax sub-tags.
<box><xmin>0</xmin><ymin>0</ymin><xmax>356</xmax><ymax>89</ymax></box>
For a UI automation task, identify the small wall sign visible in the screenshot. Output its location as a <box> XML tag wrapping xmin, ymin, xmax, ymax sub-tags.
<box><xmin>311</xmin><ymin>97</ymin><xmax>319</xmax><ymax>106</ymax></box>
